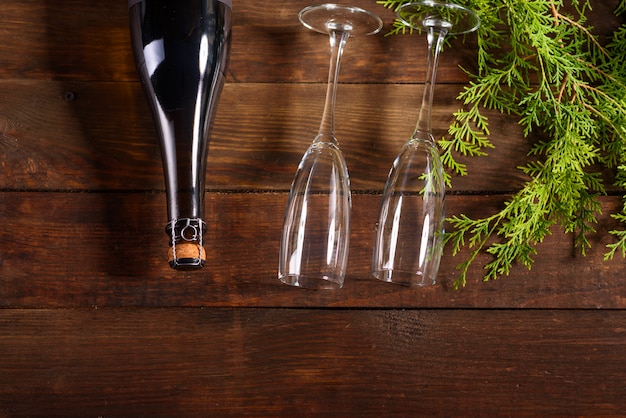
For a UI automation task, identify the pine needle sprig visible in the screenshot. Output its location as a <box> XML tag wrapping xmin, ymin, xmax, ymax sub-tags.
<box><xmin>603</xmin><ymin>16</ymin><xmax>626</xmax><ymax>261</ymax></box>
<box><xmin>378</xmin><ymin>0</ymin><xmax>626</xmax><ymax>287</ymax></box>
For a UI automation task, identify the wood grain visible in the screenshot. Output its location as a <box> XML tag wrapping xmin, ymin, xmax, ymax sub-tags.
<box><xmin>1</xmin><ymin>192</ymin><xmax>624</xmax><ymax>309</ymax></box>
<box><xmin>0</xmin><ymin>1</ymin><xmax>620</xmax><ymax>83</ymax></box>
<box><xmin>1</xmin><ymin>0</ymin><xmax>625</xmax><ymax>414</ymax></box>
<box><xmin>0</xmin><ymin>0</ymin><xmax>471</xmax><ymax>83</ymax></box>
<box><xmin>1</xmin><ymin>308</ymin><xmax>625</xmax><ymax>417</ymax></box>
<box><xmin>0</xmin><ymin>80</ymin><xmax>586</xmax><ymax>192</ymax></box>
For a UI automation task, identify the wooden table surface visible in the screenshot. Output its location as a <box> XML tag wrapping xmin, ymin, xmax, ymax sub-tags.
<box><xmin>1</xmin><ymin>0</ymin><xmax>625</xmax><ymax>416</ymax></box>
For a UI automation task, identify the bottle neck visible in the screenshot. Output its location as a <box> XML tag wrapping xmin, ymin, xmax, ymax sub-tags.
<box><xmin>166</xmin><ymin>218</ymin><xmax>207</xmax><ymax>269</ymax></box>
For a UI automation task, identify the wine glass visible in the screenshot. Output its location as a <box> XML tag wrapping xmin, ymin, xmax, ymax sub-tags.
<box><xmin>279</xmin><ymin>4</ymin><xmax>383</xmax><ymax>289</ymax></box>
<box><xmin>372</xmin><ymin>1</ymin><xmax>479</xmax><ymax>286</ymax></box>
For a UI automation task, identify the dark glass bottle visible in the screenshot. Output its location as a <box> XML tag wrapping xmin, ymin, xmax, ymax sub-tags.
<box><xmin>129</xmin><ymin>0</ymin><xmax>231</xmax><ymax>269</ymax></box>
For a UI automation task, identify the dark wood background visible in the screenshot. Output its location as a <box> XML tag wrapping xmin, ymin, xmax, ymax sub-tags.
<box><xmin>1</xmin><ymin>0</ymin><xmax>625</xmax><ymax>415</ymax></box>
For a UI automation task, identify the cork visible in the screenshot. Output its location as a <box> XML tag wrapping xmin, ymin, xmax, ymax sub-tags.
<box><xmin>168</xmin><ymin>242</ymin><xmax>207</xmax><ymax>263</ymax></box>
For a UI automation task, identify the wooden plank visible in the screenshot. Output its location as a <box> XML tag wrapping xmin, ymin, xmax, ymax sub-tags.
<box><xmin>0</xmin><ymin>1</ymin><xmax>621</xmax><ymax>83</ymax></box>
<box><xmin>1</xmin><ymin>308</ymin><xmax>625</xmax><ymax>416</ymax></box>
<box><xmin>0</xmin><ymin>80</ymin><xmax>567</xmax><ymax>192</ymax></box>
<box><xmin>1</xmin><ymin>191</ymin><xmax>624</xmax><ymax>309</ymax></box>
<box><xmin>0</xmin><ymin>0</ymin><xmax>473</xmax><ymax>83</ymax></box>
<box><xmin>0</xmin><ymin>0</ymin><xmax>134</xmax><ymax>81</ymax></box>
<box><xmin>0</xmin><ymin>3</ymin><xmax>624</xmax><ymax>415</ymax></box>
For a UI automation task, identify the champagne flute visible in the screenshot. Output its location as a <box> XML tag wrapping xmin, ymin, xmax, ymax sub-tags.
<box><xmin>372</xmin><ymin>1</ymin><xmax>479</xmax><ymax>286</ymax></box>
<box><xmin>279</xmin><ymin>4</ymin><xmax>382</xmax><ymax>289</ymax></box>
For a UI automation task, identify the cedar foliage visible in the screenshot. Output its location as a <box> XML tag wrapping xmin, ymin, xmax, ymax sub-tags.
<box><xmin>377</xmin><ymin>0</ymin><xmax>626</xmax><ymax>288</ymax></box>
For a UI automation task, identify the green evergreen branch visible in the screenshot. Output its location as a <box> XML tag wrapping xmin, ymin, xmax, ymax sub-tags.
<box><xmin>378</xmin><ymin>0</ymin><xmax>626</xmax><ymax>286</ymax></box>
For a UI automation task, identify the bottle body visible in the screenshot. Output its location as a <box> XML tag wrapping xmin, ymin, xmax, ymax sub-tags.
<box><xmin>129</xmin><ymin>0</ymin><xmax>231</xmax><ymax>269</ymax></box>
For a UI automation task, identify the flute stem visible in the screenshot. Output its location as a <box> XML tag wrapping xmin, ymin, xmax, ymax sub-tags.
<box><xmin>317</xmin><ymin>29</ymin><xmax>349</xmax><ymax>144</ymax></box>
<box><xmin>414</xmin><ymin>26</ymin><xmax>448</xmax><ymax>139</ymax></box>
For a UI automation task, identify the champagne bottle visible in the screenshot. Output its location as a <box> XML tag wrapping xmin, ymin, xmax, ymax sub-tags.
<box><xmin>129</xmin><ymin>0</ymin><xmax>232</xmax><ymax>269</ymax></box>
